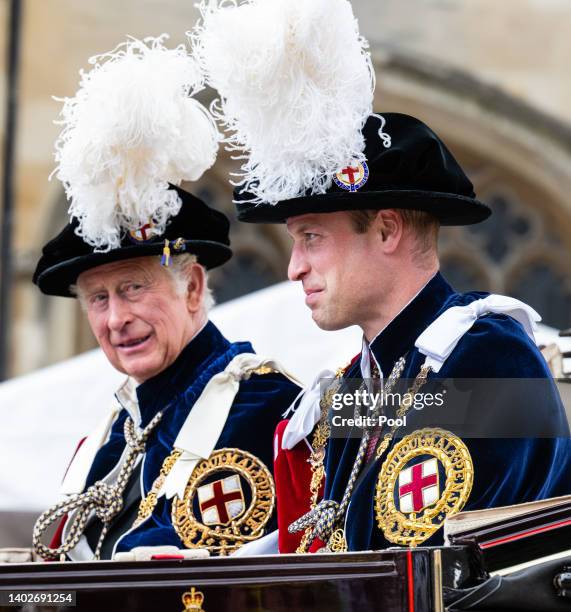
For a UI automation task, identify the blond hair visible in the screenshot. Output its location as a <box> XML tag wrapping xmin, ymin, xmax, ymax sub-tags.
<box><xmin>348</xmin><ymin>208</ymin><xmax>439</xmax><ymax>256</ymax></box>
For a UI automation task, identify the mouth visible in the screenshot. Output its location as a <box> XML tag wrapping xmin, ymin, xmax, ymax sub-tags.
<box><xmin>116</xmin><ymin>334</ymin><xmax>152</xmax><ymax>352</ymax></box>
<box><xmin>304</xmin><ymin>288</ymin><xmax>323</xmax><ymax>306</ymax></box>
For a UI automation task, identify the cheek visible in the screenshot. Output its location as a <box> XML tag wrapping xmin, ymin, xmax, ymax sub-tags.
<box><xmin>87</xmin><ymin>312</ymin><xmax>108</xmax><ymax>343</ymax></box>
<box><xmin>344</xmin><ymin>237</ymin><xmax>372</xmax><ymax>269</ymax></box>
<box><xmin>144</xmin><ymin>298</ymin><xmax>188</xmax><ymax>338</ymax></box>
<box><xmin>327</xmin><ymin>250</ymin><xmax>355</xmax><ymax>286</ymax></box>
<box><xmin>310</xmin><ymin>248</ymin><xmax>337</xmax><ymax>281</ymax></box>
<box><xmin>332</xmin><ymin>244</ymin><xmax>370</xmax><ymax>298</ymax></box>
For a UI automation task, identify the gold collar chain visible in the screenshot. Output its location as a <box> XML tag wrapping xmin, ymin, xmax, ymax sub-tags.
<box><xmin>295</xmin><ymin>359</ymin><xmax>432</xmax><ymax>554</ymax></box>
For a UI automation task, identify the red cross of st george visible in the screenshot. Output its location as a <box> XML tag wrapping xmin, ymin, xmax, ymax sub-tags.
<box><xmin>200</xmin><ymin>480</ymin><xmax>242</xmax><ymax>524</ymax></box>
<box><xmin>399</xmin><ymin>464</ymin><xmax>437</xmax><ymax>512</ymax></box>
<box><xmin>340</xmin><ymin>166</ymin><xmax>360</xmax><ymax>184</ymax></box>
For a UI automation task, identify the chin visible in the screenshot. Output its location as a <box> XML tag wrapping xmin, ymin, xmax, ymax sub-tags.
<box><xmin>311</xmin><ymin>312</ymin><xmax>350</xmax><ymax>332</ymax></box>
<box><xmin>119</xmin><ymin>359</ymin><xmax>162</xmax><ymax>383</ymax></box>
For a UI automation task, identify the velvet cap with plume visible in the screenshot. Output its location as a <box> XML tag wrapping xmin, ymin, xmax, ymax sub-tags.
<box><xmin>34</xmin><ymin>34</ymin><xmax>232</xmax><ymax>298</ymax></box>
<box><xmin>190</xmin><ymin>1</ymin><xmax>490</xmax><ymax>226</ymax></box>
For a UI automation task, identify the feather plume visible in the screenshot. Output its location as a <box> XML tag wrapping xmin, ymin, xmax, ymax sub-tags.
<box><xmin>191</xmin><ymin>0</ymin><xmax>374</xmax><ymax>205</ymax></box>
<box><xmin>53</xmin><ymin>34</ymin><xmax>219</xmax><ymax>251</ymax></box>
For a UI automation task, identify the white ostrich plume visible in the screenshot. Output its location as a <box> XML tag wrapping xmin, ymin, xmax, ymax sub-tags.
<box><xmin>53</xmin><ymin>34</ymin><xmax>219</xmax><ymax>251</ymax></box>
<box><xmin>191</xmin><ymin>0</ymin><xmax>375</xmax><ymax>205</ymax></box>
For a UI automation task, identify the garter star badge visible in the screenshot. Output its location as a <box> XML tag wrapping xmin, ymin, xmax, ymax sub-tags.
<box><xmin>374</xmin><ymin>428</ymin><xmax>473</xmax><ymax>546</ymax></box>
<box><xmin>172</xmin><ymin>448</ymin><xmax>275</xmax><ymax>555</ymax></box>
<box><xmin>333</xmin><ymin>161</ymin><xmax>369</xmax><ymax>192</ymax></box>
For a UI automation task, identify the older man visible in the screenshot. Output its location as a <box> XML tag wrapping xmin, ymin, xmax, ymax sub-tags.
<box><xmin>30</xmin><ymin>36</ymin><xmax>301</xmax><ymax>561</ymax></box>
<box><xmin>32</xmin><ymin>187</ymin><xmax>300</xmax><ymax>561</ymax></box>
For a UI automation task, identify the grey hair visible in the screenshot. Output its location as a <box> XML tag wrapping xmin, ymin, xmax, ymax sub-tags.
<box><xmin>167</xmin><ymin>253</ymin><xmax>216</xmax><ymax>311</ymax></box>
<box><xmin>70</xmin><ymin>253</ymin><xmax>216</xmax><ymax>311</ymax></box>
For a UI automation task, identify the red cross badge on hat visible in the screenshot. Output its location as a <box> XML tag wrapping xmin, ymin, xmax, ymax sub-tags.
<box><xmin>375</xmin><ymin>428</ymin><xmax>474</xmax><ymax>546</ymax></box>
<box><xmin>128</xmin><ymin>220</ymin><xmax>160</xmax><ymax>243</ymax></box>
<box><xmin>333</xmin><ymin>161</ymin><xmax>369</xmax><ymax>192</ymax></box>
<box><xmin>197</xmin><ymin>474</ymin><xmax>245</xmax><ymax>526</ymax></box>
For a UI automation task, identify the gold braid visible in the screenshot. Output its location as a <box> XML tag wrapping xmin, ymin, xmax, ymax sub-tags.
<box><xmin>295</xmin><ymin>367</ymin><xmax>345</xmax><ymax>553</ymax></box>
<box><xmin>294</xmin><ymin>360</ymin><xmax>432</xmax><ymax>553</ymax></box>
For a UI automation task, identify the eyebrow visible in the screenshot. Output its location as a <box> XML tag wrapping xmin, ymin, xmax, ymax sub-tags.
<box><xmin>77</xmin><ymin>274</ymin><xmax>108</xmax><ymax>294</ymax></box>
<box><xmin>82</xmin><ymin>285</ymin><xmax>107</xmax><ymax>298</ymax></box>
<box><xmin>287</xmin><ymin>222</ymin><xmax>316</xmax><ymax>237</ymax></box>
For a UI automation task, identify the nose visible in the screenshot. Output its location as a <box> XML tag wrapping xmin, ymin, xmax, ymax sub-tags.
<box><xmin>288</xmin><ymin>243</ymin><xmax>310</xmax><ymax>282</ymax></box>
<box><xmin>107</xmin><ymin>294</ymin><xmax>133</xmax><ymax>332</ymax></box>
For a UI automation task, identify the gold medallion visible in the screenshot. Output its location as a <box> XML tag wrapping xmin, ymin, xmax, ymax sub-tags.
<box><xmin>375</xmin><ymin>428</ymin><xmax>473</xmax><ymax>546</ymax></box>
<box><xmin>135</xmin><ymin>366</ymin><xmax>277</xmax><ymax>531</ymax></box>
<box><xmin>172</xmin><ymin>448</ymin><xmax>275</xmax><ymax>555</ymax></box>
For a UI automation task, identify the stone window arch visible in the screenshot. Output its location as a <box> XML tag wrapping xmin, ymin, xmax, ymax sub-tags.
<box><xmin>440</xmin><ymin>185</ymin><xmax>571</xmax><ymax>329</ymax></box>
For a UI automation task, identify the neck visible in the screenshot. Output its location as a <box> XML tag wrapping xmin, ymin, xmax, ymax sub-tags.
<box><xmin>361</xmin><ymin>264</ymin><xmax>439</xmax><ymax>342</ymax></box>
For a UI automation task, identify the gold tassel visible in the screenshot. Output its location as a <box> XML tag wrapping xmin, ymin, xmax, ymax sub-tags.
<box><xmin>161</xmin><ymin>240</ymin><xmax>171</xmax><ymax>266</ymax></box>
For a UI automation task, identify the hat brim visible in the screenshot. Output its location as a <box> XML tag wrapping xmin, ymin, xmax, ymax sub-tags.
<box><xmin>236</xmin><ymin>190</ymin><xmax>491</xmax><ymax>225</ymax></box>
<box><xmin>36</xmin><ymin>240</ymin><xmax>232</xmax><ymax>298</ymax></box>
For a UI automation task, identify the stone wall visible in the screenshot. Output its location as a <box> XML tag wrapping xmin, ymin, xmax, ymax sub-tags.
<box><xmin>2</xmin><ymin>0</ymin><xmax>571</xmax><ymax>377</ymax></box>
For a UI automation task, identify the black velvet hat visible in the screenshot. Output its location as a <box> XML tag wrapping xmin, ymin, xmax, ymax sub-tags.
<box><xmin>235</xmin><ymin>113</ymin><xmax>491</xmax><ymax>225</ymax></box>
<box><xmin>33</xmin><ymin>185</ymin><xmax>232</xmax><ymax>298</ymax></box>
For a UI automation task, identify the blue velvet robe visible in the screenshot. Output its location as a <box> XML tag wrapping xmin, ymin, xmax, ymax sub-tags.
<box><xmin>323</xmin><ymin>273</ymin><xmax>571</xmax><ymax>551</ymax></box>
<box><xmin>82</xmin><ymin>321</ymin><xmax>300</xmax><ymax>555</ymax></box>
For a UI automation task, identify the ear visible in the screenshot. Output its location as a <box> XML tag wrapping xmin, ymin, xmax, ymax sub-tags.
<box><xmin>372</xmin><ymin>209</ymin><xmax>404</xmax><ymax>254</ymax></box>
<box><xmin>185</xmin><ymin>263</ymin><xmax>206</xmax><ymax>314</ymax></box>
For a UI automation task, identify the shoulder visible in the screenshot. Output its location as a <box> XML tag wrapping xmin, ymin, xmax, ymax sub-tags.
<box><xmin>220</xmin><ymin>370</ymin><xmax>302</xmax><ymax>467</ymax></box>
<box><xmin>234</xmin><ymin>369</ymin><xmax>301</xmax><ymax>412</ymax></box>
<box><xmin>439</xmin><ymin>292</ymin><xmax>550</xmax><ymax>378</ymax></box>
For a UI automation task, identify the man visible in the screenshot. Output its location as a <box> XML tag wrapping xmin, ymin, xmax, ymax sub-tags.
<box><xmin>192</xmin><ymin>0</ymin><xmax>571</xmax><ymax>553</ymax></box>
<box><xmin>30</xmin><ymin>36</ymin><xmax>301</xmax><ymax>561</ymax></box>
<box><xmin>238</xmin><ymin>114</ymin><xmax>571</xmax><ymax>553</ymax></box>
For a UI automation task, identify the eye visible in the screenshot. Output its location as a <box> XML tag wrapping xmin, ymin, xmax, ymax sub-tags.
<box><xmin>304</xmin><ymin>232</ymin><xmax>320</xmax><ymax>244</ymax></box>
<box><xmin>123</xmin><ymin>282</ymin><xmax>145</xmax><ymax>297</ymax></box>
<box><xmin>89</xmin><ymin>293</ymin><xmax>108</xmax><ymax>308</ymax></box>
